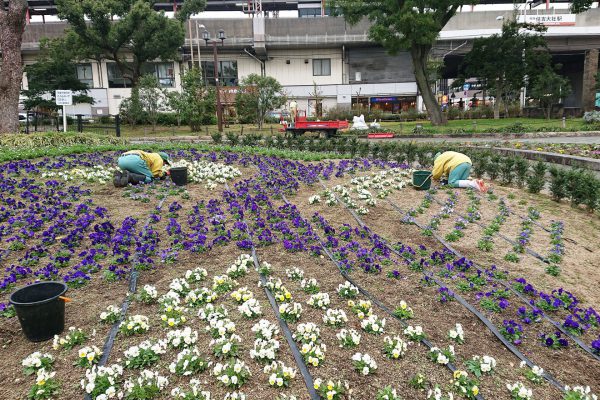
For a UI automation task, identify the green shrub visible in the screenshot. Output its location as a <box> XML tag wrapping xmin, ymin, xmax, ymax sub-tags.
<box><xmin>156</xmin><ymin>113</ymin><xmax>180</xmax><ymax>126</ymax></box>
<box><xmin>264</xmin><ymin>135</ymin><xmax>275</xmax><ymax>148</ymax></box>
<box><xmin>471</xmin><ymin>154</ymin><xmax>489</xmax><ymax>179</ymax></box>
<box><xmin>583</xmin><ymin>111</ymin><xmax>600</xmax><ymax>124</ymax></box>
<box><xmin>241</xmin><ymin>133</ymin><xmax>262</xmax><ymax>147</ymax></box>
<box><xmin>325</xmin><ymin>106</ymin><xmax>354</xmax><ymax>121</ymax></box>
<box><xmin>226</xmin><ymin>132</ymin><xmax>240</xmax><ymax>146</ymax></box>
<box><xmin>499</xmin><ymin>157</ymin><xmax>515</xmax><ymax>185</ymax></box>
<box><xmin>348</xmin><ymin>137</ymin><xmax>359</xmax><ymax>158</ymax></box>
<box><xmin>0</xmin><ymin>132</ymin><xmax>126</xmax><ymax>148</ymax></box>
<box><xmin>514</xmin><ymin>157</ymin><xmax>530</xmax><ymax>188</ymax></box>
<box><xmin>211</xmin><ymin>131</ymin><xmax>223</xmax><ymax>144</ymax></box>
<box><xmin>548</xmin><ymin>166</ymin><xmax>568</xmax><ymax>202</ymax></box>
<box><xmin>565</xmin><ymin>169</ymin><xmax>599</xmax><ymax>210</ymax></box>
<box><xmin>335</xmin><ymin>137</ymin><xmax>348</xmax><ymax>154</ymax></box>
<box><xmin>565</xmin><ymin>169</ymin><xmax>586</xmax><ymax>207</ymax></box>
<box><xmin>358</xmin><ymin>142</ymin><xmax>370</xmax><ymax>158</ymax></box>
<box><xmin>275</xmin><ymin>135</ymin><xmax>286</xmax><ymax>149</ymax></box>
<box><xmin>99</xmin><ymin>116</ymin><xmax>113</xmax><ymax>124</ymax></box>
<box><xmin>526</xmin><ymin>161</ymin><xmax>546</xmax><ymax>194</ymax></box>
<box><xmin>582</xmin><ymin>174</ymin><xmax>600</xmax><ymax>211</ymax></box>
<box><xmin>486</xmin><ymin>155</ymin><xmax>501</xmax><ymax>181</ymax></box>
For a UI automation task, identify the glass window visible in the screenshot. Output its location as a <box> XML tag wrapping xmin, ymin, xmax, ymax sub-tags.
<box><xmin>313</xmin><ymin>59</ymin><xmax>331</xmax><ymax>76</ymax></box>
<box><xmin>299</xmin><ymin>8</ymin><xmax>321</xmax><ymax>17</ymax></box>
<box><xmin>107</xmin><ymin>63</ymin><xmax>133</xmax><ymax>88</ymax></box>
<box><xmin>141</xmin><ymin>62</ymin><xmax>175</xmax><ymax>87</ymax></box>
<box><xmin>76</xmin><ymin>64</ymin><xmax>93</xmax><ymax>87</ymax></box>
<box><xmin>200</xmin><ymin>60</ymin><xmax>238</xmax><ymax>86</ymax></box>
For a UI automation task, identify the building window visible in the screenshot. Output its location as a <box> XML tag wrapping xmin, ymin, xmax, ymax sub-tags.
<box><xmin>200</xmin><ymin>60</ymin><xmax>238</xmax><ymax>86</ymax></box>
<box><xmin>142</xmin><ymin>62</ymin><xmax>175</xmax><ymax>87</ymax></box>
<box><xmin>299</xmin><ymin>8</ymin><xmax>321</xmax><ymax>17</ymax></box>
<box><xmin>299</xmin><ymin>6</ymin><xmax>330</xmax><ymax>17</ymax></box>
<box><xmin>107</xmin><ymin>63</ymin><xmax>133</xmax><ymax>88</ymax></box>
<box><xmin>313</xmin><ymin>59</ymin><xmax>331</xmax><ymax>76</ymax></box>
<box><xmin>76</xmin><ymin>64</ymin><xmax>93</xmax><ymax>88</ymax></box>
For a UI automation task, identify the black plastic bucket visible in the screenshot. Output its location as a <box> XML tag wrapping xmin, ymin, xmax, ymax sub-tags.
<box><xmin>10</xmin><ymin>281</ymin><xmax>68</xmax><ymax>342</ymax></box>
<box><xmin>170</xmin><ymin>167</ymin><xmax>188</xmax><ymax>186</ymax></box>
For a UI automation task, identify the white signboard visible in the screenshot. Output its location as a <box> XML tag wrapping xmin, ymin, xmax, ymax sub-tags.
<box><xmin>55</xmin><ymin>90</ymin><xmax>73</xmax><ymax>106</ymax></box>
<box><xmin>518</xmin><ymin>14</ymin><xmax>576</xmax><ymax>26</ymax></box>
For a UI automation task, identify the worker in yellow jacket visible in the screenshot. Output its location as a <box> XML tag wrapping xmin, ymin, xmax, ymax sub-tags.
<box><xmin>432</xmin><ymin>151</ymin><xmax>488</xmax><ymax>192</ymax></box>
<box><xmin>113</xmin><ymin>150</ymin><xmax>171</xmax><ymax>187</ymax></box>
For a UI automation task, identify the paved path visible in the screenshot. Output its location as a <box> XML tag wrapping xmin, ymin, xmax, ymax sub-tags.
<box><xmin>390</xmin><ymin>136</ymin><xmax>600</xmax><ymax>144</ymax></box>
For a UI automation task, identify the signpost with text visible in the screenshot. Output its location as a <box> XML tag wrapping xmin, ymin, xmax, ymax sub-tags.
<box><xmin>55</xmin><ymin>90</ymin><xmax>73</xmax><ymax>132</ymax></box>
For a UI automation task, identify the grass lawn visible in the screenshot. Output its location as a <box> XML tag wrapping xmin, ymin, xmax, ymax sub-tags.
<box><xmin>92</xmin><ymin>117</ymin><xmax>591</xmax><ymax>138</ymax></box>
<box><xmin>374</xmin><ymin>117</ymin><xmax>589</xmax><ymax>135</ymax></box>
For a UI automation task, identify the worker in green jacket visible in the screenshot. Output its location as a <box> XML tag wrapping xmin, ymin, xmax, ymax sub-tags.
<box><xmin>113</xmin><ymin>150</ymin><xmax>171</xmax><ymax>187</ymax></box>
<box><xmin>432</xmin><ymin>151</ymin><xmax>488</xmax><ymax>192</ymax></box>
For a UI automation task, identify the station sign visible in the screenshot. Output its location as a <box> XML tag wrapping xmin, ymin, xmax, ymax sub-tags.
<box><xmin>518</xmin><ymin>14</ymin><xmax>576</xmax><ymax>26</ymax></box>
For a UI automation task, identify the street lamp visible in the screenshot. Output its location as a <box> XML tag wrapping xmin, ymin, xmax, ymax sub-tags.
<box><xmin>203</xmin><ymin>29</ymin><xmax>226</xmax><ymax>133</ymax></box>
<box><xmin>196</xmin><ymin>23</ymin><xmax>205</xmax><ymax>70</ymax></box>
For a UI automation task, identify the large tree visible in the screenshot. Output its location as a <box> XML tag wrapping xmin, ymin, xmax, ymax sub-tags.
<box><xmin>331</xmin><ymin>0</ymin><xmax>476</xmax><ymax>126</ymax></box>
<box><xmin>22</xmin><ymin>37</ymin><xmax>93</xmax><ymax>111</ymax></box>
<box><xmin>530</xmin><ymin>67</ymin><xmax>571</xmax><ymax>119</ymax></box>
<box><xmin>0</xmin><ymin>0</ymin><xmax>28</xmax><ymax>133</ymax></box>
<box><xmin>56</xmin><ymin>0</ymin><xmax>205</xmax><ymax>87</ymax></box>
<box><xmin>236</xmin><ymin>74</ymin><xmax>286</xmax><ymax>129</ymax></box>
<box><xmin>457</xmin><ymin>20</ymin><xmax>548</xmax><ymax>119</ymax></box>
<box><xmin>570</xmin><ymin>0</ymin><xmax>597</xmax><ymax>13</ymax></box>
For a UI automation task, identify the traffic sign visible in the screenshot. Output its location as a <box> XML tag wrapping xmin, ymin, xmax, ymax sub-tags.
<box><xmin>55</xmin><ymin>90</ymin><xmax>73</xmax><ymax>106</ymax></box>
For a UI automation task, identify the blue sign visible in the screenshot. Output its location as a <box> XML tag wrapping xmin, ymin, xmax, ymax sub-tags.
<box><xmin>371</xmin><ymin>97</ymin><xmax>398</xmax><ymax>103</ymax></box>
<box><xmin>463</xmin><ymin>83</ymin><xmax>470</xmax><ymax>91</ymax></box>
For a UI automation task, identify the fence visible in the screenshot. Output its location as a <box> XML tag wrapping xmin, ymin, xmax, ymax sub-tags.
<box><xmin>23</xmin><ymin>112</ymin><xmax>121</xmax><ymax>137</ymax></box>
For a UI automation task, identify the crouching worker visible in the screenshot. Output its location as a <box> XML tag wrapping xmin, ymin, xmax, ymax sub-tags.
<box><xmin>113</xmin><ymin>150</ymin><xmax>171</xmax><ymax>187</ymax></box>
<box><xmin>432</xmin><ymin>151</ymin><xmax>488</xmax><ymax>192</ymax></box>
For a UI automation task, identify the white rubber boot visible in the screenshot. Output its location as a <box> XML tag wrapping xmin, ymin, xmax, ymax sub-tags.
<box><xmin>457</xmin><ymin>180</ymin><xmax>479</xmax><ymax>189</ymax></box>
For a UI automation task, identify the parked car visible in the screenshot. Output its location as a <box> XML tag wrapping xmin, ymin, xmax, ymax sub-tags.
<box><xmin>18</xmin><ymin>113</ymin><xmax>31</xmax><ymax>124</ymax></box>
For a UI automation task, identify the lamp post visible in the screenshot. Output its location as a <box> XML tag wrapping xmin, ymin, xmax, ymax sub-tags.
<box><xmin>203</xmin><ymin>29</ymin><xmax>226</xmax><ymax>133</ymax></box>
<box><xmin>196</xmin><ymin>23</ymin><xmax>205</xmax><ymax>70</ymax></box>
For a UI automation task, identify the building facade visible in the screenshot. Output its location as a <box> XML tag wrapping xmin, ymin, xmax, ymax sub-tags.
<box><xmin>18</xmin><ymin>10</ymin><xmax>600</xmax><ymax>117</ymax></box>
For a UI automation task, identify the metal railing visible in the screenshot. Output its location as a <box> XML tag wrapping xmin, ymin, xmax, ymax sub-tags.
<box><xmin>22</xmin><ymin>111</ymin><xmax>121</xmax><ymax>136</ymax></box>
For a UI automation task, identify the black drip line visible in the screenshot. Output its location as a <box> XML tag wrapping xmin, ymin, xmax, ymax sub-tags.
<box><xmin>85</xmin><ymin>195</ymin><xmax>168</xmax><ymax>400</ymax></box>
<box><xmin>224</xmin><ymin>181</ymin><xmax>321</xmax><ymax>400</ymax></box>
<box><xmin>384</xmin><ymin>196</ymin><xmax>600</xmax><ymax>365</ymax></box>
<box><xmin>315</xmin><ymin>179</ymin><xmax>567</xmax><ymax>392</ymax></box>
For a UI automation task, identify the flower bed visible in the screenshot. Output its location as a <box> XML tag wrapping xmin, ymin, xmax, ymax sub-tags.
<box><xmin>0</xmin><ymin>150</ymin><xmax>598</xmax><ymax>399</ymax></box>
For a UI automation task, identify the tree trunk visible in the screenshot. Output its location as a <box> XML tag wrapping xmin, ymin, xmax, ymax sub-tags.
<box><xmin>410</xmin><ymin>46</ymin><xmax>446</xmax><ymax>126</ymax></box>
<box><xmin>493</xmin><ymin>85</ymin><xmax>502</xmax><ymax>119</ymax></box>
<box><xmin>0</xmin><ymin>0</ymin><xmax>28</xmax><ymax>134</ymax></box>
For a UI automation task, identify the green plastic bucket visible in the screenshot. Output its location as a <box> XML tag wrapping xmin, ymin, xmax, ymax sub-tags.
<box><xmin>412</xmin><ymin>170</ymin><xmax>432</xmax><ymax>190</ymax></box>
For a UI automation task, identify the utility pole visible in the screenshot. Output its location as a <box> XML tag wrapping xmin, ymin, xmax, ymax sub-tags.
<box><xmin>203</xmin><ymin>29</ymin><xmax>226</xmax><ymax>133</ymax></box>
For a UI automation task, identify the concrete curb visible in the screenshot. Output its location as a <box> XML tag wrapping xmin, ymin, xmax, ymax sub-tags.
<box><xmin>128</xmin><ymin>130</ymin><xmax>600</xmax><ymax>143</ymax></box>
<box><xmin>470</xmin><ymin>147</ymin><xmax>600</xmax><ymax>171</ymax></box>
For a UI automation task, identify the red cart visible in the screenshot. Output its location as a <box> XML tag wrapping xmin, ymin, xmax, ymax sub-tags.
<box><xmin>283</xmin><ymin>111</ymin><xmax>349</xmax><ymax>138</ymax></box>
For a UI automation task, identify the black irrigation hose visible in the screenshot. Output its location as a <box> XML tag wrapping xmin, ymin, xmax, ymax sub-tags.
<box><xmin>85</xmin><ymin>195</ymin><xmax>167</xmax><ymax>400</ymax></box>
<box><xmin>386</xmin><ymin>198</ymin><xmax>600</xmax><ymax>364</ymax></box>
<box><xmin>428</xmin><ymin>193</ymin><xmax>551</xmax><ymax>264</ymax></box>
<box><xmin>250</xmin><ymin>248</ymin><xmax>320</xmax><ymax>400</ymax></box>
<box><xmin>316</xmin><ymin>181</ymin><xmax>566</xmax><ymax>391</ymax></box>
<box><xmin>278</xmin><ymin>194</ymin><xmax>485</xmax><ymax>400</ymax></box>
<box><xmin>224</xmin><ymin>181</ymin><xmax>320</xmax><ymax>400</ymax></box>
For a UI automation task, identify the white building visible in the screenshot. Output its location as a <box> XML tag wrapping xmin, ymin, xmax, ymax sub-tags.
<box><xmin>20</xmin><ymin>17</ymin><xmax>420</xmax><ymax>118</ymax></box>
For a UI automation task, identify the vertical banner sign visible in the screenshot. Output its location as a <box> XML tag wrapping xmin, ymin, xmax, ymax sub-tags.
<box><xmin>55</xmin><ymin>90</ymin><xmax>73</xmax><ymax>132</ymax></box>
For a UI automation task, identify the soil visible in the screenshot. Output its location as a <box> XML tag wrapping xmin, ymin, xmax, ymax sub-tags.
<box><xmin>0</xmin><ymin>156</ymin><xmax>599</xmax><ymax>400</ymax></box>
